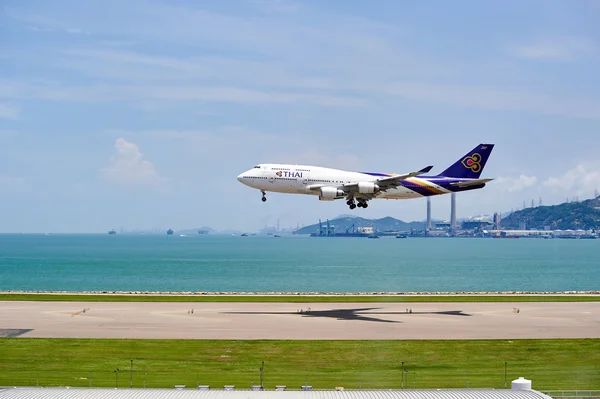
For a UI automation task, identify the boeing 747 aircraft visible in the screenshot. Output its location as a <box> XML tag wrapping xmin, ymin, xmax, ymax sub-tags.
<box><xmin>237</xmin><ymin>144</ymin><xmax>494</xmax><ymax>210</ymax></box>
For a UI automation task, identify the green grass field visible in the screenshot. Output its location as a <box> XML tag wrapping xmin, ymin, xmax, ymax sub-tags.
<box><xmin>1</xmin><ymin>293</ymin><xmax>599</xmax><ymax>302</ymax></box>
<box><xmin>1</xmin><ymin>339</ymin><xmax>598</xmax><ymax>390</ymax></box>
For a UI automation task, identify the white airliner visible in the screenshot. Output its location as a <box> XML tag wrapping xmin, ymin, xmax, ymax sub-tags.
<box><xmin>237</xmin><ymin>144</ymin><xmax>494</xmax><ymax>210</ymax></box>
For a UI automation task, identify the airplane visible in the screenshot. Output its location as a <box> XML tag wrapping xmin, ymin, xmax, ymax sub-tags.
<box><xmin>237</xmin><ymin>143</ymin><xmax>494</xmax><ymax>210</ymax></box>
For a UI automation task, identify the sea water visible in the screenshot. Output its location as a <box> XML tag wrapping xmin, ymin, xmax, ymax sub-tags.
<box><xmin>0</xmin><ymin>234</ymin><xmax>598</xmax><ymax>293</ymax></box>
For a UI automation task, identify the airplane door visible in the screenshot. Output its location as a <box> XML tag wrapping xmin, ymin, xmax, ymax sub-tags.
<box><xmin>297</xmin><ymin>177</ymin><xmax>308</xmax><ymax>193</ymax></box>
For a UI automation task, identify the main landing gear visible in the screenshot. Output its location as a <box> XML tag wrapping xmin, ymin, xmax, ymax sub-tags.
<box><xmin>347</xmin><ymin>199</ymin><xmax>368</xmax><ymax>209</ymax></box>
<box><xmin>347</xmin><ymin>200</ymin><xmax>356</xmax><ymax>210</ymax></box>
<box><xmin>261</xmin><ymin>191</ymin><xmax>267</xmax><ymax>202</ymax></box>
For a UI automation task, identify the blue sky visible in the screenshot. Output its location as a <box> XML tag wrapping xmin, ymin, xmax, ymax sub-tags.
<box><xmin>1</xmin><ymin>0</ymin><xmax>600</xmax><ymax>233</ymax></box>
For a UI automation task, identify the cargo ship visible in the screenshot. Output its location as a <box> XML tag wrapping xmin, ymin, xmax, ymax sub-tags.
<box><xmin>108</xmin><ymin>229</ymin><xmax>116</xmax><ymax>235</ymax></box>
<box><xmin>310</xmin><ymin>220</ymin><xmax>375</xmax><ymax>237</ymax></box>
<box><xmin>167</xmin><ymin>229</ymin><xmax>174</xmax><ymax>235</ymax></box>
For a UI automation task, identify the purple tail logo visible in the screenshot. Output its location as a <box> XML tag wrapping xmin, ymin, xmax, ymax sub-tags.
<box><xmin>462</xmin><ymin>153</ymin><xmax>482</xmax><ymax>172</ymax></box>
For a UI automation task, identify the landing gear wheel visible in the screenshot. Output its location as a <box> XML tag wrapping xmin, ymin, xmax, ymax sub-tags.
<box><xmin>261</xmin><ymin>191</ymin><xmax>267</xmax><ymax>202</ymax></box>
<box><xmin>349</xmin><ymin>204</ymin><xmax>356</xmax><ymax>210</ymax></box>
<box><xmin>346</xmin><ymin>200</ymin><xmax>353</xmax><ymax>206</ymax></box>
<box><xmin>363</xmin><ymin>203</ymin><xmax>369</xmax><ymax>208</ymax></box>
<box><xmin>357</xmin><ymin>202</ymin><xmax>364</xmax><ymax>208</ymax></box>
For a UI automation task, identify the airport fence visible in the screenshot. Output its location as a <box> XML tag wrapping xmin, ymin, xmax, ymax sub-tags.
<box><xmin>2</xmin><ymin>369</ymin><xmax>599</xmax><ymax>392</ymax></box>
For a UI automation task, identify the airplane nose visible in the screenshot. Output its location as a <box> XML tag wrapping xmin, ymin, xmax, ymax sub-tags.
<box><xmin>237</xmin><ymin>173</ymin><xmax>244</xmax><ymax>182</ymax></box>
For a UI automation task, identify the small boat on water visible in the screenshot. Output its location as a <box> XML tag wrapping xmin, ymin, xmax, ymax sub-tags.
<box><xmin>395</xmin><ymin>234</ymin><xmax>408</xmax><ymax>239</ymax></box>
<box><xmin>273</xmin><ymin>234</ymin><xmax>281</xmax><ymax>238</ymax></box>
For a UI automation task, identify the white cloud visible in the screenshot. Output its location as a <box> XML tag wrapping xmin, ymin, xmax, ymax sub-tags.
<box><xmin>99</xmin><ymin>138</ymin><xmax>161</xmax><ymax>185</ymax></box>
<box><xmin>0</xmin><ymin>103</ymin><xmax>20</xmax><ymax>119</ymax></box>
<box><xmin>496</xmin><ymin>175</ymin><xmax>538</xmax><ymax>193</ymax></box>
<box><xmin>512</xmin><ymin>37</ymin><xmax>596</xmax><ymax>61</ymax></box>
<box><xmin>370</xmin><ymin>82</ymin><xmax>600</xmax><ymax>121</ymax></box>
<box><xmin>544</xmin><ymin>164</ymin><xmax>600</xmax><ymax>197</ymax></box>
<box><xmin>3</xmin><ymin>1</ymin><xmax>600</xmax><ymax>120</ymax></box>
<box><xmin>5</xmin><ymin>7</ymin><xmax>89</xmax><ymax>35</ymax></box>
<box><xmin>6</xmin><ymin>44</ymin><xmax>599</xmax><ymax>119</ymax></box>
<box><xmin>132</xmin><ymin>85</ymin><xmax>367</xmax><ymax>107</ymax></box>
<box><xmin>2</xmin><ymin>78</ymin><xmax>367</xmax><ymax>107</ymax></box>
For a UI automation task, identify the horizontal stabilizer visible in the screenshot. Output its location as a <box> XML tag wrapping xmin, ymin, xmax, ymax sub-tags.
<box><xmin>450</xmin><ymin>178</ymin><xmax>494</xmax><ymax>188</ymax></box>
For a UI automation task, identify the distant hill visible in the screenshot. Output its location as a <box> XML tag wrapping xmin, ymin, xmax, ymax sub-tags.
<box><xmin>501</xmin><ymin>197</ymin><xmax>600</xmax><ymax>231</ymax></box>
<box><xmin>294</xmin><ymin>216</ymin><xmax>425</xmax><ymax>235</ymax></box>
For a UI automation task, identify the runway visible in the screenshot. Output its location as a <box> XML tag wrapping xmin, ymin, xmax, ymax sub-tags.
<box><xmin>1</xmin><ymin>301</ymin><xmax>598</xmax><ymax>340</ymax></box>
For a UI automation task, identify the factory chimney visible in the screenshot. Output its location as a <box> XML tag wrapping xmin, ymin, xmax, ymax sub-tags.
<box><xmin>426</xmin><ymin>197</ymin><xmax>432</xmax><ymax>231</ymax></box>
<box><xmin>450</xmin><ymin>193</ymin><xmax>457</xmax><ymax>232</ymax></box>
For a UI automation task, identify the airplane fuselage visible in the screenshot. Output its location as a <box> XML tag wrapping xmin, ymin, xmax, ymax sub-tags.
<box><xmin>237</xmin><ymin>164</ymin><xmax>485</xmax><ymax>200</ymax></box>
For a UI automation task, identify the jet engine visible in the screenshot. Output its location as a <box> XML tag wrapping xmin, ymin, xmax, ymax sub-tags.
<box><xmin>357</xmin><ymin>182</ymin><xmax>380</xmax><ymax>194</ymax></box>
<box><xmin>319</xmin><ymin>187</ymin><xmax>344</xmax><ymax>201</ymax></box>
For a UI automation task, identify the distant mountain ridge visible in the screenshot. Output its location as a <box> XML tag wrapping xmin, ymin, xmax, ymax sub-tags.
<box><xmin>294</xmin><ymin>216</ymin><xmax>426</xmax><ymax>235</ymax></box>
<box><xmin>501</xmin><ymin>197</ymin><xmax>600</xmax><ymax>230</ymax></box>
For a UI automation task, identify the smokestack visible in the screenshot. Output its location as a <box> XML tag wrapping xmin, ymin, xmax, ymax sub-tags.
<box><xmin>450</xmin><ymin>193</ymin><xmax>457</xmax><ymax>231</ymax></box>
<box><xmin>426</xmin><ymin>197</ymin><xmax>432</xmax><ymax>231</ymax></box>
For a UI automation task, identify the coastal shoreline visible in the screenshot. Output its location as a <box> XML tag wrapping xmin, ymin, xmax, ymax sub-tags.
<box><xmin>1</xmin><ymin>290</ymin><xmax>599</xmax><ymax>296</ymax></box>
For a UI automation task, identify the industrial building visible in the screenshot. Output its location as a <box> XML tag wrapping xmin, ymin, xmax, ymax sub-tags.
<box><xmin>0</xmin><ymin>379</ymin><xmax>553</xmax><ymax>399</ymax></box>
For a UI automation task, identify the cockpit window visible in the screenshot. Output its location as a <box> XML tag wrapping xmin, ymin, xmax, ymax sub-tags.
<box><xmin>253</xmin><ymin>166</ymin><xmax>260</xmax><ymax>169</ymax></box>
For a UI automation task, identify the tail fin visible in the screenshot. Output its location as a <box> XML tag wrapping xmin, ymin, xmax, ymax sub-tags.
<box><xmin>438</xmin><ymin>144</ymin><xmax>494</xmax><ymax>179</ymax></box>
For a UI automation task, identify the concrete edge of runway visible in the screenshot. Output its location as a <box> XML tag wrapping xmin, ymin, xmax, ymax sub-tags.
<box><xmin>2</xmin><ymin>290</ymin><xmax>600</xmax><ymax>297</ymax></box>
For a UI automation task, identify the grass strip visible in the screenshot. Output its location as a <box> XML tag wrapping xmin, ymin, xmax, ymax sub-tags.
<box><xmin>0</xmin><ymin>339</ymin><xmax>598</xmax><ymax>390</ymax></box>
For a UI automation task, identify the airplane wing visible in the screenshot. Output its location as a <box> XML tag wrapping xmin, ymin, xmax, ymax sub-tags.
<box><xmin>344</xmin><ymin>165</ymin><xmax>434</xmax><ymax>192</ymax></box>
<box><xmin>374</xmin><ymin>165</ymin><xmax>434</xmax><ymax>188</ymax></box>
<box><xmin>449</xmin><ymin>178</ymin><xmax>494</xmax><ymax>188</ymax></box>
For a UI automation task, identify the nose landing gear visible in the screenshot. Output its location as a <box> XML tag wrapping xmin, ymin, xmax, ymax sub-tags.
<box><xmin>261</xmin><ymin>191</ymin><xmax>267</xmax><ymax>202</ymax></box>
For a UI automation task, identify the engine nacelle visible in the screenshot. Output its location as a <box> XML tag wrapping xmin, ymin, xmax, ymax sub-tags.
<box><xmin>319</xmin><ymin>187</ymin><xmax>344</xmax><ymax>201</ymax></box>
<box><xmin>357</xmin><ymin>182</ymin><xmax>380</xmax><ymax>194</ymax></box>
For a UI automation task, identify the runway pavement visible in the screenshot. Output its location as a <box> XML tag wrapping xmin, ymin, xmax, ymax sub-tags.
<box><xmin>1</xmin><ymin>301</ymin><xmax>598</xmax><ymax>340</ymax></box>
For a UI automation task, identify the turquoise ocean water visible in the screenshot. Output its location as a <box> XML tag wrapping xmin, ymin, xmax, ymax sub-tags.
<box><xmin>0</xmin><ymin>234</ymin><xmax>598</xmax><ymax>293</ymax></box>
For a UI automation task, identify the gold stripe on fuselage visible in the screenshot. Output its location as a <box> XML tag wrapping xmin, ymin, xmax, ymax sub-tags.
<box><xmin>405</xmin><ymin>177</ymin><xmax>447</xmax><ymax>195</ymax></box>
